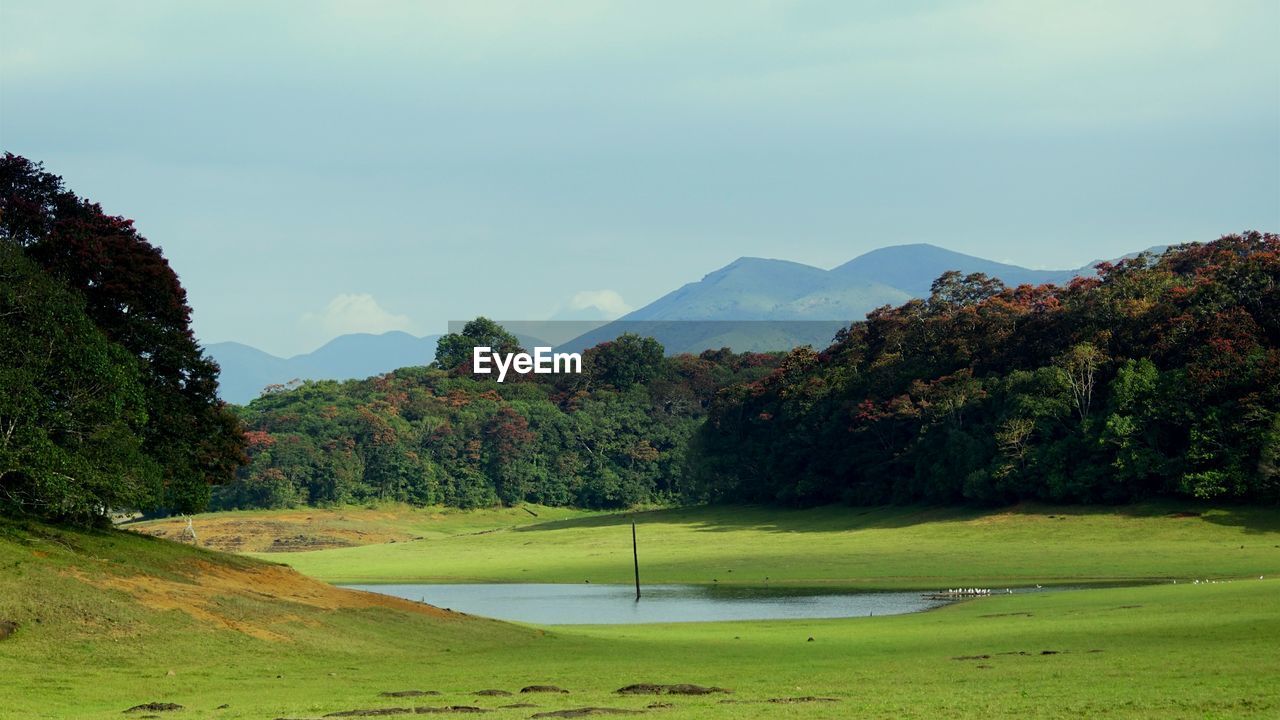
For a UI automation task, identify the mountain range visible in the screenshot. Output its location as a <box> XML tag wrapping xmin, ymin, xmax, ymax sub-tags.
<box><xmin>209</xmin><ymin>243</ymin><xmax>1160</xmax><ymax>403</ymax></box>
<box><xmin>209</xmin><ymin>332</ymin><xmax>442</xmax><ymax>405</ymax></box>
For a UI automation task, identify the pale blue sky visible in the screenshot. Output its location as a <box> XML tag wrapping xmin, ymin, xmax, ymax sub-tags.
<box><xmin>2</xmin><ymin>1</ymin><xmax>1277</xmax><ymax>356</ymax></box>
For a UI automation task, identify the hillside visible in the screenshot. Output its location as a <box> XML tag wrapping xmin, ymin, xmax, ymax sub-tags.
<box><xmin>695</xmin><ymin>234</ymin><xmax>1278</xmax><ymax>507</ymax></box>
<box><xmin>0</xmin><ymin>517</ymin><xmax>550</xmax><ymax>719</ymax></box>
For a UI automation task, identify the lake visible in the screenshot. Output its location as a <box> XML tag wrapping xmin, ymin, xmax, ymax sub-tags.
<box><xmin>341</xmin><ymin>583</ymin><xmax>956</xmax><ymax>624</ymax></box>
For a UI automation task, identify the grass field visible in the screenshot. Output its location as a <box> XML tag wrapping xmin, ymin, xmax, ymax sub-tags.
<box><xmin>4</xmin><ymin>504</ymin><xmax>1279</xmax><ymax>719</ymax></box>
<box><xmin>129</xmin><ymin>504</ymin><xmax>600</xmax><ymax>553</ymax></box>
<box><xmin>256</xmin><ymin>502</ymin><xmax>1280</xmax><ymax>588</ymax></box>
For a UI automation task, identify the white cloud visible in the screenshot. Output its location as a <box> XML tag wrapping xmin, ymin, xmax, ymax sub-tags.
<box><xmin>567</xmin><ymin>289</ymin><xmax>631</xmax><ymax>317</ymax></box>
<box><xmin>301</xmin><ymin>293</ymin><xmax>415</xmax><ymax>338</ymax></box>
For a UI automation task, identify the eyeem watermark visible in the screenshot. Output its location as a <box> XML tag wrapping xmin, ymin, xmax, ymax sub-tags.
<box><xmin>473</xmin><ymin>346</ymin><xmax>582</xmax><ymax>382</ymax></box>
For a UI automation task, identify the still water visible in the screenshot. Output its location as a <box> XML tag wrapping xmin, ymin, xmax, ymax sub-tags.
<box><xmin>341</xmin><ymin>583</ymin><xmax>953</xmax><ymax>625</ymax></box>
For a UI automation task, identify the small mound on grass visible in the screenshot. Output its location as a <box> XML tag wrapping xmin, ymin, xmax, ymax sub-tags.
<box><xmin>124</xmin><ymin>703</ymin><xmax>184</xmax><ymax>713</ymax></box>
<box><xmin>325</xmin><ymin>709</ymin><xmax>488</xmax><ymax>717</ymax></box>
<box><xmin>616</xmin><ymin>684</ymin><xmax>728</xmax><ymax>696</ymax></box>
<box><xmin>381</xmin><ymin>691</ymin><xmax>441</xmax><ymax>698</ymax></box>
<box><xmin>521</xmin><ymin>685</ymin><xmax>570</xmax><ymax>694</ymax></box>
<box><xmin>530</xmin><ymin>709</ymin><xmax>643</xmax><ymax>719</ymax></box>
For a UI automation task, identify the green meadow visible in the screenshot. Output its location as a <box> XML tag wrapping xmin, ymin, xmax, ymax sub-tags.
<box><xmin>267</xmin><ymin>503</ymin><xmax>1280</xmax><ymax>588</ymax></box>
<box><xmin>2</xmin><ymin>504</ymin><xmax>1278</xmax><ymax>719</ymax></box>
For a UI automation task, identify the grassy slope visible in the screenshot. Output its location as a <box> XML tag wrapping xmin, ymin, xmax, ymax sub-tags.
<box><xmin>267</xmin><ymin>502</ymin><xmax>1280</xmax><ymax>588</ymax></box>
<box><xmin>5</xmin><ymin>506</ymin><xmax>1280</xmax><ymax>719</ymax></box>
<box><xmin>0</xmin><ymin>518</ymin><xmax>535</xmax><ymax>720</ymax></box>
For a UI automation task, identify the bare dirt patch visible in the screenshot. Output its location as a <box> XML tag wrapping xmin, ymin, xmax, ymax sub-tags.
<box><xmin>382</xmin><ymin>691</ymin><xmax>442</xmax><ymax>698</ymax></box>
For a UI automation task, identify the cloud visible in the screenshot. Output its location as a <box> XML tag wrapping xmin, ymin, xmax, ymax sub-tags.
<box><xmin>567</xmin><ymin>289</ymin><xmax>631</xmax><ymax>317</ymax></box>
<box><xmin>301</xmin><ymin>293</ymin><xmax>415</xmax><ymax>338</ymax></box>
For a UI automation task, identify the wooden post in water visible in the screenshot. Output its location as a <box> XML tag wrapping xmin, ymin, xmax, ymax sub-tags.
<box><xmin>632</xmin><ymin>520</ymin><xmax>641</xmax><ymax>601</ymax></box>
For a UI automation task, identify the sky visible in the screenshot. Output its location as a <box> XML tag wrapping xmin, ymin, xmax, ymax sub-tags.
<box><xmin>2</xmin><ymin>1</ymin><xmax>1277</xmax><ymax>357</ymax></box>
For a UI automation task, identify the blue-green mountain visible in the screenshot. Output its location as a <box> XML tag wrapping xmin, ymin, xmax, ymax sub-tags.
<box><xmin>211</xmin><ymin>243</ymin><xmax>1157</xmax><ymax>402</ymax></box>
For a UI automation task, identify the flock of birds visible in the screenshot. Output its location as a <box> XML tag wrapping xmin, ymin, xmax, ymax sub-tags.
<box><xmin>939</xmin><ymin>588</ymin><xmax>1005</xmax><ymax>596</ymax></box>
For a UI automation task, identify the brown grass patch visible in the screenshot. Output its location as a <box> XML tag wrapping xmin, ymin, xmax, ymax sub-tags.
<box><xmin>70</xmin><ymin>557</ymin><xmax>456</xmax><ymax>642</ymax></box>
<box><xmin>128</xmin><ymin>513</ymin><xmax>412</xmax><ymax>553</ymax></box>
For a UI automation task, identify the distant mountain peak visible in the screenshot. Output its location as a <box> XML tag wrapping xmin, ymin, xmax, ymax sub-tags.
<box><xmin>832</xmin><ymin>244</ymin><xmax>1080</xmax><ymax>296</ymax></box>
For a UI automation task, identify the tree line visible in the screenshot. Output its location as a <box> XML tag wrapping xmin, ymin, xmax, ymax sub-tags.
<box><xmin>218</xmin><ymin>326</ymin><xmax>778</xmax><ymax>510</ymax></box>
<box><xmin>3</xmin><ymin>154</ymin><xmax>1276</xmax><ymax>523</ymax></box>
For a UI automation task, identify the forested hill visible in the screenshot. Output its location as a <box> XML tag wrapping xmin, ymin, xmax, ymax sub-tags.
<box><xmin>227</xmin><ymin>235</ymin><xmax>1277</xmax><ymax>513</ymax></box>
<box><xmin>221</xmin><ymin>338</ymin><xmax>780</xmax><ymax>510</ymax></box>
<box><xmin>693</xmin><ymin>233</ymin><xmax>1280</xmax><ymax>506</ymax></box>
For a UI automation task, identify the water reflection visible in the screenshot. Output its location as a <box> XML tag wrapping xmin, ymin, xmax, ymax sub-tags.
<box><xmin>342</xmin><ymin>583</ymin><xmax>953</xmax><ymax>625</ymax></box>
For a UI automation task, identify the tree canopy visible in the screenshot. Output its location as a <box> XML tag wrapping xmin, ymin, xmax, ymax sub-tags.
<box><xmin>692</xmin><ymin>233</ymin><xmax>1280</xmax><ymax>506</ymax></box>
<box><xmin>1</xmin><ymin>154</ymin><xmax>245</xmax><ymax>520</ymax></box>
<box><xmin>434</xmin><ymin>317</ymin><xmax>523</xmax><ymax>371</ymax></box>
<box><xmin>220</xmin><ymin>342</ymin><xmax>780</xmax><ymax>510</ymax></box>
<box><xmin>0</xmin><ymin>245</ymin><xmax>161</xmax><ymax>522</ymax></box>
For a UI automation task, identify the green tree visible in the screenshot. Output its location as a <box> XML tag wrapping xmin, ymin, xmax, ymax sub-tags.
<box><xmin>585</xmin><ymin>333</ymin><xmax>665</xmax><ymax>389</ymax></box>
<box><xmin>0</xmin><ymin>245</ymin><xmax>161</xmax><ymax>523</ymax></box>
<box><xmin>1</xmin><ymin>154</ymin><xmax>246</xmax><ymax>513</ymax></box>
<box><xmin>434</xmin><ymin>317</ymin><xmax>522</xmax><ymax>371</ymax></box>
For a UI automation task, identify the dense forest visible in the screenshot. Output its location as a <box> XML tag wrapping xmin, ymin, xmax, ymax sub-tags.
<box><xmin>693</xmin><ymin>233</ymin><xmax>1280</xmax><ymax>505</ymax></box>
<box><xmin>2</xmin><ymin>155</ymin><xmax>1277</xmax><ymax>522</ymax></box>
<box><xmin>219</xmin><ymin>324</ymin><xmax>779</xmax><ymax>510</ymax></box>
